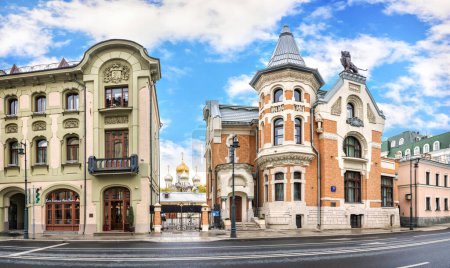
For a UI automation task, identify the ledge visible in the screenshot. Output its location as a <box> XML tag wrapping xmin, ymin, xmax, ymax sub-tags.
<box><xmin>62</xmin><ymin>109</ymin><xmax>80</xmax><ymax>115</ymax></box>
<box><xmin>31</xmin><ymin>112</ymin><xmax>46</xmax><ymax>118</ymax></box>
<box><xmin>4</xmin><ymin>115</ymin><xmax>18</xmax><ymax>120</ymax></box>
<box><xmin>342</xmin><ymin>156</ymin><xmax>368</xmax><ymax>163</ymax></box>
<box><xmin>31</xmin><ymin>163</ymin><xmax>49</xmax><ymax>170</ymax></box>
<box><xmin>4</xmin><ymin>164</ymin><xmax>20</xmax><ymax>171</ymax></box>
<box><xmin>98</xmin><ymin>107</ymin><xmax>132</xmax><ymax>114</ymax></box>
<box><xmin>62</xmin><ymin>162</ymin><xmax>82</xmax><ymax>168</ymax></box>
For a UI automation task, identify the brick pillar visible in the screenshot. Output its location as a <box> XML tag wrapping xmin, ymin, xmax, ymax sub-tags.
<box><xmin>154</xmin><ymin>203</ymin><xmax>162</xmax><ymax>233</ymax></box>
<box><xmin>201</xmin><ymin>203</ymin><xmax>210</xmax><ymax>232</ymax></box>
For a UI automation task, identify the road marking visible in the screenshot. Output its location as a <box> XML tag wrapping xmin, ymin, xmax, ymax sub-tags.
<box><xmin>361</xmin><ymin>242</ymin><xmax>386</xmax><ymax>245</ymax></box>
<box><xmin>413</xmin><ymin>233</ymin><xmax>449</xmax><ymax>238</ymax></box>
<box><xmin>8</xmin><ymin>243</ymin><xmax>68</xmax><ymax>257</ymax></box>
<box><xmin>397</xmin><ymin>262</ymin><xmax>430</xmax><ymax>268</ymax></box>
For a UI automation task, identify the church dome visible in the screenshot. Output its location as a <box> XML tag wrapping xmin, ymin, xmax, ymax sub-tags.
<box><xmin>164</xmin><ymin>173</ymin><xmax>173</xmax><ymax>181</ymax></box>
<box><xmin>180</xmin><ymin>171</ymin><xmax>189</xmax><ymax>179</ymax></box>
<box><xmin>176</xmin><ymin>161</ymin><xmax>189</xmax><ymax>173</ymax></box>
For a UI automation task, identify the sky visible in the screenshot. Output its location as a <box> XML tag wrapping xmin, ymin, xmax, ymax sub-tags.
<box><xmin>0</xmin><ymin>0</ymin><xmax>449</xmax><ymax>185</ymax></box>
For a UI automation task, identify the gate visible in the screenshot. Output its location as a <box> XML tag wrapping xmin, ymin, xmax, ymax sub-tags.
<box><xmin>161</xmin><ymin>205</ymin><xmax>202</xmax><ymax>231</ymax></box>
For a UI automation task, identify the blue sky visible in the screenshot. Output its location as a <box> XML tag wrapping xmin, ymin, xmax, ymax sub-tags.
<box><xmin>0</xmin><ymin>0</ymin><xmax>449</xmax><ymax>182</ymax></box>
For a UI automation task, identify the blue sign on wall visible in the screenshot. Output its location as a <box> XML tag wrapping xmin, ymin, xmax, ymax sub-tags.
<box><xmin>331</xmin><ymin>186</ymin><xmax>336</xmax><ymax>192</ymax></box>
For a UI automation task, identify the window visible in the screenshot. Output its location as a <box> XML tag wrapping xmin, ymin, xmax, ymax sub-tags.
<box><xmin>66</xmin><ymin>93</ymin><xmax>79</xmax><ymax>111</ymax></box>
<box><xmin>35</xmin><ymin>96</ymin><xmax>46</xmax><ymax>113</ymax></box>
<box><xmin>436</xmin><ymin>174</ymin><xmax>440</xmax><ymax>186</ymax></box>
<box><xmin>295</xmin><ymin>118</ymin><xmax>302</xmax><ymax>144</ymax></box>
<box><xmin>273</xmin><ymin>88</ymin><xmax>283</xmax><ymax>103</ymax></box>
<box><xmin>105</xmin><ymin>130</ymin><xmax>129</xmax><ymax>158</ymax></box>
<box><xmin>381</xmin><ymin>176</ymin><xmax>393</xmax><ymax>207</ymax></box>
<box><xmin>445</xmin><ymin>198</ymin><xmax>448</xmax><ymax>211</ymax></box>
<box><xmin>46</xmin><ymin>189</ymin><xmax>80</xmax><ymax>231</ymax></box>
<box><xmin>66</xmin><ymin>137</ymin><xmax>79</xmax><ymax>162</ymax></box>
<box><xmin>9</xmin><ymin>141</ymin><xmax>20</xmax><ymax>166</ymax></box>
<box><xmin>294</xmin><ymin>171</ymin><xmax>301</xmax><ymax>180</ymax></box>
<box><xmin>260</xmin><ymin>94</ymin><xmax>264</xmax><ymax>108</ymax></box>
<box><xmin>343</xmin><ymin>136</ymin><xmax>361</xmax><ymax>158</ymax></box>
<box><xmin>274</xmin><ymin>172</ymin><xmax>284</xmax><ymax>201</ymax></box>
<box><xmin>264</xmin><ymin>175</ymin><xmax>268</xmax><ymax>202</ymax></box>
<box><xmin>395</xmin><ymin>151</ymin><xmax>402</xmax><ymax>159</ymax></box>
<box><xmin>7</xmin><ymin>98</ymin><xmax>18</xmax><ymax>115</ymax></box>
<box><xmin>294</xmin><ymin>182</ymin><xmax>301</xmax><ymax>201</ymax></box>
<box><xmin>391</xmin><ymin>140</ymin><xmax>396</xmax><ymax>147</ymax></box>
<box><xmin>445</xmin><ymin>175</ymin><xmax>448</xmax><ymax>187</ymax></box>
<box><xmin>105</xmin><ymin>87</ymin><xmax>128</xmax><ymax>108</ymax></box>
<box><xmin>345</xmin><ymin>171</ymin><xmax>361</xmax><ymax>203</ymax></box>
<box><xmin>413</xmin><ymin>146</ymin><xmax>420</xmax><ymax>156</ymax></box>
<box><xmin>260</xmin><ymin>123</ymin><xmax>264</xmax><ymax>147</ymax></box>
<box><xmin>273</xmin><ymin>118</ymin><xmax>284</xmax><ymax>146</ymax></box>
<box><xmin>426</xmin><ymin>197</ymin><xmax>431</xmax><ymax>211</ymax></box>
<box><xmin>426</xmin><ymin>172</ymin><xmax>430</xmax><ymax>185</ymax></box>
<box><xmin>423</xmin><ymin>144</ymin><xmax>430</xmax><ymax>153</ymax></box>
<box><xmin>405</xmin><ymin>149</ymin><xmax>411</xmax><ymax>156</ymax></box>
<box><xmin>433</xmin><ymin>141</ymin><xmax>440</xmax><ymax>151</ymax></box>
<box><xmin>436</xmin><ymin>198</ymin><xmax>440</xmax><ymax>211</ymax></box>
<box><xmin>294</xmin><ymin>89</ymin><xmax>301</xmax><ymax>102</ymax></box>
<box><xmin>399</xmin><ymin>138</ymin><xmax>404</xmax><ymax>145</ymax></box>
<box><xmin>347</xmin><ymin>103</ymin><xmax>354</xmax><ymax>119</ymax></box>
<box><xmin>36</xmin><ymin>140</ymin><xmax>47</xmax><ymax>164</ymax></box>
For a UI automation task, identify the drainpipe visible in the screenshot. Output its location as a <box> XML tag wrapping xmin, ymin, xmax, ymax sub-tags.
<box><xmin>149</xmin><ymin>80</ymin><xmax>154</xmax><ymax>231</ymax></box>
<box><xmin>74</xmin><ymin>76</ymin><xmax>87</xmax><ymax>235</ymax></box>
<box><xmin>255</xmin><ymin>123</ymin><xmax>259</xmax><ymax>216</ymax></box>
<box><xmin>310</xmin><ymin>100</ymin><xmax>322</xmax><ymax>229</ymax></box>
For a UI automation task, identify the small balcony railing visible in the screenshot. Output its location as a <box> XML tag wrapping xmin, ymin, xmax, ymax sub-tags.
<box><xmin>88</xmin><ymin>154</ymin><xmax>139</xmax><ymax>175</ymax></box>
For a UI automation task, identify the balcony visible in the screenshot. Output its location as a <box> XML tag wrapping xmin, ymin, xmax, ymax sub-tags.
<box><xmin>88</xmin><ymin>154</ymin><xmax>139</xmax><ymax>175</ymax></box>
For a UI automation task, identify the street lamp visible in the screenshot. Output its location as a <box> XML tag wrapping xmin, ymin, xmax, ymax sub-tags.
<box><xmin>409</xmin><ymin>155</ymin><xmax>413</xmax><ymax>230</ymax></box>
<box><xmin>17</xmin><ymin>141</ymin><xmax>29</xmax><ymax>239</ymax></box>
<box><xmin>229</xmin><ymin>135</ymin><xmax>239</xmax><ymax>238</ymax></box>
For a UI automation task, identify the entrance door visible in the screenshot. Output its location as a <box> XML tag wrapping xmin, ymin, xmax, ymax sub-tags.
<box><xmin>350</xmin><ymin>214</ymin><xmax>362</xmax><ymax>228</ymax></box>
<box><xmin>8</xmin><ymin>193</ymin><xmax>24</xmax><ymax>231</ymax></box>
<box><xmin>230</xmin><ymin>196</ymin><xmax>242</xmax><ymax>222</ymax></box>
<box><xmin>104</xmin><ymin>187</ymin><xmax>130</xmax><ymax>231</ymax></box>
<box><xmin>8</xmin><ymin>202</ymin><xmax>17</xmax><ymax>230</ymax></box>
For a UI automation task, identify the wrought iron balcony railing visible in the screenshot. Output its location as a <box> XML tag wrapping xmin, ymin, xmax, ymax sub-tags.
<box><xmin>88</xmin><ymin>154</ymin><xmax>139</xmax><ymax>175</ymax></box>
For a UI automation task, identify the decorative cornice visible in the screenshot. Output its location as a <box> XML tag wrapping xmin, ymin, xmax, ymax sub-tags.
<box><xmin>340</xmin><ymin>71</ymin><xmax>366</xmax><ymax>84</ymax></box>
<box><xmin>254</xmin><ymin>69</ymin><xmax>321</xmax><ymax>91</ymax></box>
<box><xmin>256</xmin><ymin>152</ymin><xmax>315</xmax><ymax>169</ymax></box>
<box><xmin>215</xmin><ymin>163</ymin><xmax>253</xmax><ymax>173</ymax></box>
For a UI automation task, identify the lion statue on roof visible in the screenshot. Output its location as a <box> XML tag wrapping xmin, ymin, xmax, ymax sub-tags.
<box><xmin>340</xmin><ymin>51</ymin><xmax>366</xmax><ymax>74</ymax></box>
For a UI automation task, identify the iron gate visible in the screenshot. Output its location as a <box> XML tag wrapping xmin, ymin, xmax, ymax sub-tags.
<box><xmin>161</xmin><ymin>205</ymin><xmax>202</xmax><ymax>231</ymax></box>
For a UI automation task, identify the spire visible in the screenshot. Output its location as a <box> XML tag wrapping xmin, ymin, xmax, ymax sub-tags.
<box><xmin>267</xmin><ymin>25</ymin><xmax>305</xmax><ymax>68</ymax></box>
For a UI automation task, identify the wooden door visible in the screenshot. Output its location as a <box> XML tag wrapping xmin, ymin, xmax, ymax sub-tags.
<box><xmin>230</xmin><ymin>196</ymin><xmax>242</xmax><ymax>222</ymax></box>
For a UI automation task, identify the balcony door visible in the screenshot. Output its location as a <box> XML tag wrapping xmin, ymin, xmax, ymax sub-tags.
<box><xmin>105</xmin><ymin>130</ymin><xmax>128</xmax><ymax>158</ymax></box>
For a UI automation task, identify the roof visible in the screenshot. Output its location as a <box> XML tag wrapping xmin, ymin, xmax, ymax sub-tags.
<box><xmin>218</xmin><ymin>104</ymin><xmax>258</xmax><ymax>124</ymax></box>
<box><xmin>267</xmin><ymin>25</ymin><xmax>305</xmax><ymax>68</ymax></box>
<box><xmin>384</xmin><ymin>131</ymin><xmax>450</xmax><ymax>158</ymax></box>
<box><xmin>160</xmin><ymin>192</ymin><xmax>206</xmax><ymax>203</ymax></box>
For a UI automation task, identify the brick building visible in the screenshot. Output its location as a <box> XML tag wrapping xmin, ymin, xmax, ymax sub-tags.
<box><xmin>203</xmin><ymin>25</ymin><xmax>399</xmax><ymax>229</ymax></box>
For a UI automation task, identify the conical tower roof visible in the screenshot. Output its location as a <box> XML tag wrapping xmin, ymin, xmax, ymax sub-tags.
<box><xmin>267</xmin><ymin>25</ymin><xmax>305</xmax><ymax>68</ymax></box>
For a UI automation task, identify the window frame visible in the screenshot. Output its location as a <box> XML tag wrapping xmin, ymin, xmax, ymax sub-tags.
<box><xmin>66</xmin><ymin>137</ymin><xmax>79</xmax><ymax>162</ymax></box>
<box><xmin>35</xmin><ymin>95</ymin><xmax>46</xmax><ymax>113</ymax></box>
<box><xmin>381</xmin><ymin>176</ymin><xmax>393</xmax><ymax>207</ymax></box>
<box><xmin>295</xmin><ymin>118</ymin><xmax>302</xmax><ymax>144</ymax></box>
<box><xmin>273</xmin><ymin>118</ymin><xmax>284</xmax><ymax>146</ymax></box>
<box><xmin>294</xmin><ymin>89</ymin><xmax>302</xmax><ymax>102</ymax></box>
<box><xmin>433</xmin><ymin>141</ymin><xmax>440</xmax><ymax>151</ymax></box>
<box><xmin>105</xmin><ymin>86</ymin><xmax>129</xmax><ymax>108</ymax></box>
<box><xmin>7</xmin><ymin>97</ymin><xmax>18</xmax><ymax>116</ymax></box>
<box><xmin>346</xmin><ymin>103</ymin><xmax>354</xmax><ymax>119</ymax></box>
<box><xmin>426</xmin><ymin>172</ymin><xmax>430</xmax><ymax>185</ymax></box>
<box><xmin>9</xmin><ymin>141</ymin><xmax>19</xmax><ymax>166</ymax></box>
<box><xmin>66</xmin><ymin>93</ymin><xmax>79</xmax><ymax>111</ymax></box>
<box><xmin>426</xmin><ymin>197</ymin><xmax>431</xmax><ymax>211</ymax></box>
<box><xmin>436</xmin><ymin>173</ymin><xmax>440</xmax><ymax>187</ymax></box>
<box><xmin>436</xmin><ymin>197</ymin><xmax>440</xmax><ymax>211</ymax></box>
<box><xmin>36</xmin><ymin>139</ymin><xmax>47</xmax><ymax>164</ymax></box>
<box><xmin>345</xmin><ymin>171</ymin><xmax>361</xmax><ymax>203</ymax></box>
<box><xmin>274</xmin><ymin>172</ymin><xmax>284</xmax><ymax>201</ymax></box>
<box><xmin>343</xmin><ymin>136</ymin><xmax>362</xmax><ymax>158</ymax></box>
<box><xmin>423</xmin><ymin>144</ymin><xmax>430</xmax><ymax>153</ymax></box>
<box><xmin>273</xmin><ymin>88</ymin><xmax>283</xmax><ymax>103</ymax></box>
<box><xmin>105</xmin><ymin>130</ymin><xmax>129</xmax><ymax>158</ymax></box>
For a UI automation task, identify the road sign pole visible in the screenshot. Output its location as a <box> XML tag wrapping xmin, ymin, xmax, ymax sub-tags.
<box><xmin>32</xmin><ymin>186</ymin><xmax>35</xmax><ymax>240</ymax></box>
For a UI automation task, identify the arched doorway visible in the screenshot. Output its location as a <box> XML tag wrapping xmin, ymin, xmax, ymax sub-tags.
<box><xmin>46</xmin><ymin>189</ymin><xmax>80</xmax><ymax>231</ymax></box>
<box><xmin>103</xmin><ymin>187</ymin><xmax>130</xmax><ymax>231</ymax></box>
<box><xmin>9</xmin><ymin>193</ymin><xmax>25</xmax><ymax>230</ymax></box>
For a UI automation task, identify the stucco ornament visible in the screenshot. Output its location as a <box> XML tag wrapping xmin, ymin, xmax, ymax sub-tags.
<box><xmin>64</xmin><ymin>119</ymin><xmax>79</xmax><ymax>128</ymax></box>
<box><xmin>105</xmin><ymin>116</ymin><xmax>128</xmax><ymax>124</ymax></box>
<box><xmin>346</xmin><ymin>117</ymin><xmax>364</xmax><ymax>127</ymax></box>
<box><xmin>331</xmin><ymin>97</ymin><xmax>342</xmax><ymax>116</ymax></box>
<box><xmin>32</xmin><ymin>121</ymin><xmax>46</xmax><ymax>131</ymax></box>
<box><xmin>103</xmin><ymin>63</ymin><xmax>130</xmax><ymax>84</ymax></box>
<box><xmin>367</xmin><ymin>104</ymin><xmax>376</xmax><ymax>124</ymax></box>
<box><xmin>5</xmin><ymin>123</ymin><xmax>18</xmax><ymax>133</ymax></box>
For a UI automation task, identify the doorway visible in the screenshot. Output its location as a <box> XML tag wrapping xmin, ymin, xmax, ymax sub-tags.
<box><xmin>104</xmin><ymin>187</ymin><xmax>130</xmax><ymax>231</ymax></box>
<box><xmin>296</xmin><ymin>215</ymin><xmax>302</xmax><ymax>228</ymax></box>
<box><xmin>229</xmin><ymin>196</ymin><xmax>242</xmax><ymax>222</ymax></box>
<box><xmin>8</xmin><ymin>193</ymin><xmax>25</xmax><ymax>230</ymax></box>
<box><xmin>350</xmin><ymin>214</ymin><xmax>362</xmax><ymax>228</ymax></box>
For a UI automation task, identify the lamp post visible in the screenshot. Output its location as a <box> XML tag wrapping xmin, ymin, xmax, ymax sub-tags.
<box><xmin>409</xmin><ymin>155</ymin><xmax>413</xmax><ymax>230</ymax></box>
<box><xmin>230</xmin><ymin>135</ymin><xmax>239</xmax><ymax>238</ymax></box>
<box><xmin>18</xmin><ymin>141</ymin><xmax>29</xmax><ymax>239</ymax></box>
<box><xmin>414</xmin><ymin>158</ymin><xmax>420</xmax><ymax>228</ymax></box>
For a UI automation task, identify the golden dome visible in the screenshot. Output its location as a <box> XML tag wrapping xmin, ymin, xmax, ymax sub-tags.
<box><xmin>176</xmin><ymin>161</ymin><xmax>189</xmax><ymax>173</ymax></box>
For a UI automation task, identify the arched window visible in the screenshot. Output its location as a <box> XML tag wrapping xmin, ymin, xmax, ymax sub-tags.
<box><xmin>35</xmin><ymin>95</ymin><xmax>46</xmax><ymax>113</ymax></box>
<box><xmin>347</xmin><ymin>103</ymin><xmax>354</xmax><ymax>119</ymax></box>
<box><xmin>66</xmin><ymin>93</ymin><xmax>79</xmax><ymax>111</ymax></box>
<box><xmin>433</xmin><ymin>141</ymin><xmax>440</xmax><ymax>151</ymax></box>
<box><xmin>36</xmin><ymin>140</ymin><xmax>47</xmax><ymax>164</ymax></box>
<box><xmin>273</xmin><ymin>118</ymin><xmax>284</xmax><ymax>146</ymax></box>
<box><xmin>414</xmin><ymin>146</ymin><xmax>420</xmax><ymax>156</ymax></box>
<box><xmin>395</xmin><ymin>151</ymin><xmax>402</xmax><ymax>159</ymax></box>
<box><xmin>260</xmin><ymin>123</ymin><xmax>264</xmax><ymax>147</ymax></box>
<box><xmin>295</xmin><ymin>118</ymin><xmax>302</xmax><ymax>144</ymax></box>
<box><xmin>391</xmin><ymin>140</ymin><xmax>396</xmax><ymax>147</ymax></box>
<box><xmin>46</xmin><ymin>189</ymin><xmax>80</xmax><ymax>231</ymax></box>
<box><xmin>423</xmin><ymin>144</ymin><xmax>430</xmax><ymax>153</ymax></box>
<box><xmin>274</xmin><ymin>172</ymin><xmax>284</xmax><ymax>201</ymax></box>
<box><xmin>405</xmin><ymin>149</ymin><xmax>411</xmax><ymax>156</ymax></box>
<box><xmin>399</xmin><ymin>138</ymin><xmax>404</xmax><ymax>145</ymax></box>
<box><xmin>9</xmin><ymin>141</ymin><xmax>20</xmax><ymax>165</ymax></box>
<box><xmin>345</xmin><ymin>171</ymin><xmax>361</xmax><ymax>203</ymax></box>
<box><xmin>260</xmin><ymin>94</ymin><xmax>264</xmax><ymax>109</ymax></box>
<box><xmin>67</xmin><ymin>137</ymin><xmax>79</xmax><ymax>162</ymax></box>
<box><xmin>343</xmin><ymin>136</ymin><xmax>361</xmax><ymax>158</ymax></box>
<box><xmin>294</xmin><ymin>89</ymin><xmax>301</xmax><ymax>102</ymax></box>
<box><xmin>273</xmin><ymin>88</ymin><xmax>283</xmax><ymax>103</ymax></box>
<box><xmin>7</xmin><ymin>98</ymin><xmax>18</xmax><ymax>116</ymax></box>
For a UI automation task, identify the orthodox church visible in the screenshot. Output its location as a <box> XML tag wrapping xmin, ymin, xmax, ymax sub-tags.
<box><xmin>164</xmin><ymin>154</ymin><xmax>201</xmax><ymax>192</ymax></box>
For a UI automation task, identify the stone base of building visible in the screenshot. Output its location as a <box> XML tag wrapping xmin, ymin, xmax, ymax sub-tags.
<box><xmin>259</xmin><ymin>204</ymin><xmax>400</xmax><ymax>229</ymax></box>
<box><xmin>400</xmin><ymin>216</ymin><xmax>450</xmax><ymax>227</ymax></box>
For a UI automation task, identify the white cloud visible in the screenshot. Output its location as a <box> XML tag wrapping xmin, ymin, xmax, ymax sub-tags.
<box><xmin>0</xmin><ymin>0</ymin><xmax>310</xmax><ymax>59</ymax></box>
<box><xmin>224</xmin><ymin>74</ymin><xmax>257</xmax><ymax>105</ymax></box>
<box><xmin>160</xmin><ymin>118</ymin><xmax>172</xmax><ymax>133</ymax></box>
<box><xmin>160</xmin><ymin>138</ymin><xmax>206</xmax><ymax>187</ymax></box>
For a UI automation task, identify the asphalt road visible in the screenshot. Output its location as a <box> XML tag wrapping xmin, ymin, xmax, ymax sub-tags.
<box><xmin>0</xmin><ymin>230</ymin><xmax>449</xmax><ymax>268</ymax></box>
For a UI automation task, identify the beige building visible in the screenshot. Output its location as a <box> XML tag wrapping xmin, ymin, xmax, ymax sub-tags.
<box><xmin>0</xmin><ymin>39</ymin><xmax>161</xmax><ymax>234</ymax></box>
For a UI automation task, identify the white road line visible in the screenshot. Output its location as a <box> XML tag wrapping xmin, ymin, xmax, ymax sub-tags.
<box><xmin>8</xmin><ymin>243</ymin><xmax>68</xmax><ymax>257</ymax></box>
<box><xmin>397</xmin><ymin>262</ymin><xmax>430</xmax><ymax>268</ymax></box>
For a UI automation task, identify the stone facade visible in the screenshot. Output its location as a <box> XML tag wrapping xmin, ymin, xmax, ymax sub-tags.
<box><xmin>0</xmin><ymin>40</ymin><xmax>161</xmax><ymax>234</ymax></box>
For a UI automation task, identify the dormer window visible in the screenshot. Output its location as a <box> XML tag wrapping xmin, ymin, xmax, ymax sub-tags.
<box><xmin>273</xmin><ymin>88</ymin><xmax>283</xmax><ymax>103</ymax></box>
<box><xmin>105</xmin><ymin>87</ymin><xmax>128</xmax><ymax>108</ymax></box>
<box><xmin>347</xmin><ymin>103</ymin><xmax>354</xmax><ymax>119</ymax></box>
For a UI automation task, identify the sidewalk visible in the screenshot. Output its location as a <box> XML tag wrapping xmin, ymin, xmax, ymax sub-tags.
<box><xmin>2</xmin><ymin>223</ymin><xmax>449</xmax><ymax>243</ymax></box>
